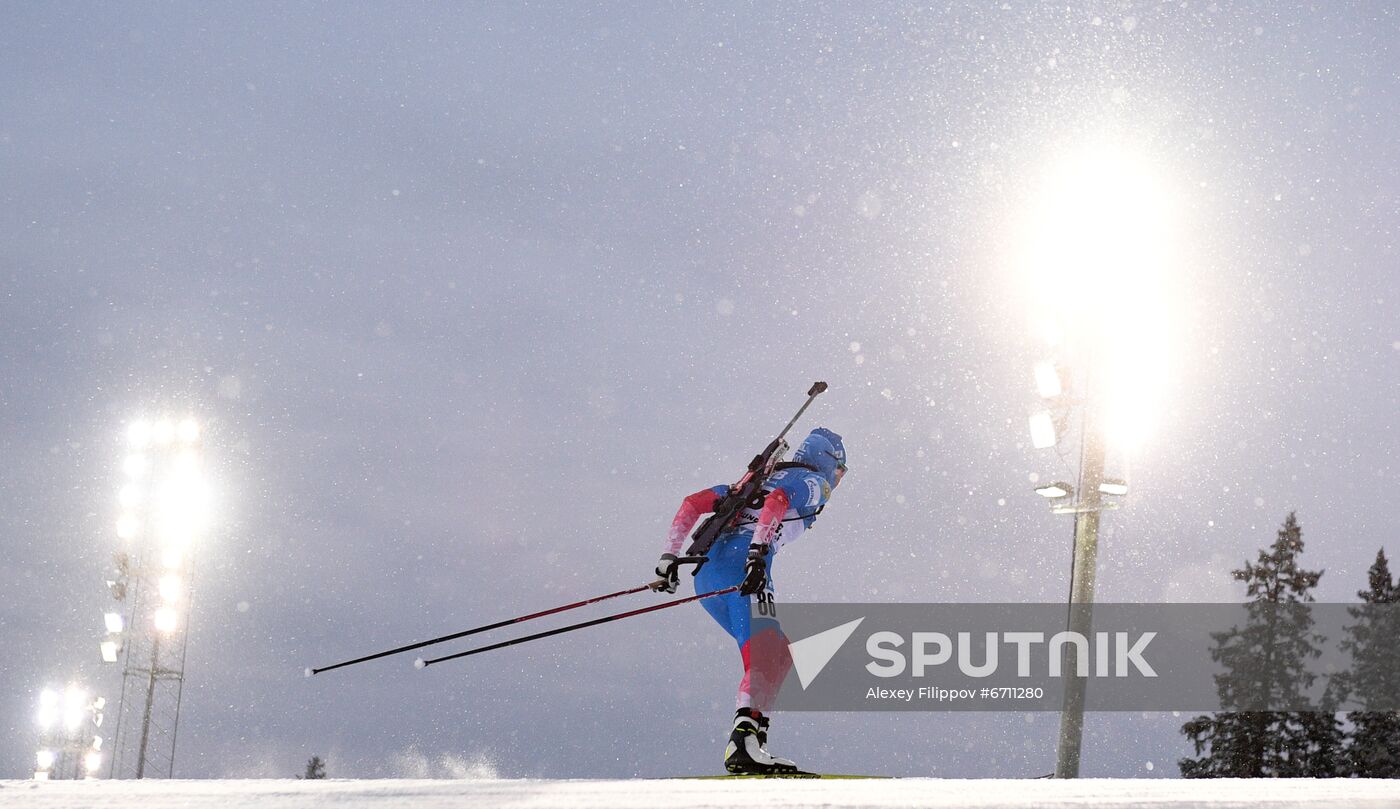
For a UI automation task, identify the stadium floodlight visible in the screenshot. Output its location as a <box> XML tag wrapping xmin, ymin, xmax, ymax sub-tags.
<box><xmin>36</xmin><ymin>689</ymin><xmax>60</xmax><ymax>728</ymax></box>
<box><xmin>1034</xmin><ymin>482</ymin><xmax>1074</xmax><ymax>499</ymax></box>
<box><xmin>1034</xmin><ymin>361</ymin><xmax>1063</xmax><ymax>399</ymax></box>
<box><xmin>153</xmin><ymin>606</ymin><xmax>179</xmax><ymax>633</ymax></box>
<box><xmin>118</xmin><ymin>484</ymin><xmax>142</xmax><ymax>510</ymax></box>
<box><xmin>154</xmin><ymin>473</ymin><xmax>210</xmax><ymax>545</ymax></box>
<box><xmin>122</xmin><ymin>454</ymin><xmax>149</xmax><ymax>479</ymax></box>
<box><xmin>84</xmin><ymin>751</ymin><xmax>103</xmax><ymax>774</ymax></box>
<box><xmin>1017</xmin><ymin>142</ymin><xmax>1179</xmax><ymax>453</ymax></box>
<box><xmin>1099</xmin><ymin>478</ymin><xmax>1129</xmax><ymax>496</ymax></box>
<box><xmin>116</xmin><ymin>515</ymin><xmax>141</xmax><ymax>540</ymax></box>
<box><xmin>177</xmin><ymin>418</ymin><xmax>200</xmax><ymax>444</ymax></box>
<box><xmin>173</xmin><ymin>448</ymin><xmax>200</xmax><ymax>476</ymax></box>
<box><xmin>63</xmin><ymin>687</ymin><xmax>89</xmax><ymax>731</ymax></box>
<box><xmin>36</xmin><ymin>750</ymin><xmax>55</xmax><ymax>770</ymax></box>
<box><xmin>104</xmin><ymin>612</ymin><xmax>124</xmax><ymax>633</ymax></box>
<box><xmin>153</xmin><ymin>420</ymin><xmax>176</xmax><ymax>445</ymax></box>
<box><xmin>157</xmin><ymin>575</ymin><xmax>182</xmax><ymax>605</ymax></box>
<box><xmin>127</xmin><ymin>420</ymin><xmax>151</xmax><ymax>449</ymax></box>
<box><xmin>1028</xmin><ymin>411</ymin><xmax>1057</xmax><ymax>449</ymax></box>
<box><xmin>109</xmin><ymin>413</ymin><xmax>207</xmax><ymax>780</ymax></box>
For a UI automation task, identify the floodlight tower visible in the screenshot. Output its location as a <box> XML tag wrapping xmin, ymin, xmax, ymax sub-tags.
<box><xmin>104</xmin><ymin>417</ymin><xmax>208</xmax><ymax>779</ymax></box>
<box><xmin>32</xmin><ymin>685</ymin><xmax>106</xmax><ymax>780</ymax></box>
<box><xmin>1030</xmin><ymin>376</ymin><xmax>1114</xmax><ymax>780</ymax></box>
<box><xmin>1017</xmin><ymin>143</ymin><xmax>1176</xmax><ymax>778</ymax></box>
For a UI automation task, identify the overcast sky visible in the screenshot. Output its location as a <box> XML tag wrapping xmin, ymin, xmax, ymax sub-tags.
<box><xmin>3</xmin><ymin>2</ymin><xmax>1396</xmax><ymax>780</ymax></box>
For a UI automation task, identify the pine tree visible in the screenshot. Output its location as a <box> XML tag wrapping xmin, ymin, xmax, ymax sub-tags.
<box><xmin>1340</xmin><ymin>549</ymin><xmax>1400</xmax><ymax>777</ymax></box>
<box><xmin>300</xmin><ymin>756</ymin><xmax>327</xmax><ymax>780</ymax></box>
<box><xmin>1180</xmin><ymin>513</ymin><xmax>1336</xmax><ymax>777</ymax></box>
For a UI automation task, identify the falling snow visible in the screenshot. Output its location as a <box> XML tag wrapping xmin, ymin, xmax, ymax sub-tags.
<box><xmin>2</xmin><ymin>0</ymin><xmax>1396</xmax><ymax>785</ymax></box>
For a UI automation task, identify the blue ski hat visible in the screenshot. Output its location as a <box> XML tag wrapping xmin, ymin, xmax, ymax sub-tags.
<box><xmin>793</xmin><ymin>427</ymin><xmax>846</xmax><ymax>488</ymax></box>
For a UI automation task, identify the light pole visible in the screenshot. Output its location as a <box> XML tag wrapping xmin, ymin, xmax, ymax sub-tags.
<box><xmin>1054</xmin><ymin>401</ymin><xmax>1104</xmax><ymax>779</ymax></box>
<box><xmin>33</xmin><ymin>686</ymin><xmax>105</xmax><ymax>780</ymax></box>
<box><xmin>1016</xmin><ymin>139</ymin><xmax>1179</xmax><ymax>778</ymax></box>
<box><xmin>1028</xmin><ymin>364</ymin><xmax>1117</xmax><ymax>778</ymax></box>
<box><xmin>105</xmin><ymin>416</ymin><xmax>207</xmax><ymax>779</ymax></box>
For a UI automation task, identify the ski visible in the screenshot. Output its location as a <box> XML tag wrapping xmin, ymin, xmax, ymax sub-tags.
<box><xmin>676</xmin><ymin>772</ymin><xmax>889</xmax><ymax>780</ymax></box>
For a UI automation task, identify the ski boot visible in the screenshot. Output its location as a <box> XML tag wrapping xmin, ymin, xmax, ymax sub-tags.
<box><xmin>724</xmin><ymin>708</ymin><xmax>798</xmax><ymax>774</ymax></box>
<box><xmin>755</xmin><ymin>713</ymin><xmax>788</xmax><ymax>761</ymax></box>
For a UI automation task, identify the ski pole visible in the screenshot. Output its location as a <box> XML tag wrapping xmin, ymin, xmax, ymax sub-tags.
<box><xmin>416</xmin><ymin>585</ymin><xmax>741</xmax><ymax>668</ymax></box>
<box><xmin>308</xmin><ymin>583</ymin><xmax>654</xmax><ymax>676</ymax></box>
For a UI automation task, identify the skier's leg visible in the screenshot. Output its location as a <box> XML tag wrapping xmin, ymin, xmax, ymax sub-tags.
<box><xmin>744</xmin><ymin>629</ymin><xmax>793</xmax><ymax>715</ymax></box>
<box><xmin>696</xmin><ymin>583</ymin><xmax>756</xmax><ymax>706</ymax></box>
<box><xmin>695</xmin><ymin>540</ymin><xmax>745</xmax><ymax>640</ymax></box>
<box><xmin>741</xmin><ymin>570</ymin><xmax>795</xmax><ymax>769</ymax></box>
<box><xmin>724</xmin><ymin>567</ymin><xmax>798</xmax><ymax>773</ymax></box>
<box><xmin>694</xmin><ymin>538</ymin><xmax>796</xmax><ymax>773</ymax></box>
<box><xmin>697</xmin><ymin>579</ymin><xmax>733</xmax><ymax>634</ymax></box>
<box><xmin>699</xmin><ymin>541</ymin><xmax>771</xmax><ymax>711</ymax></box>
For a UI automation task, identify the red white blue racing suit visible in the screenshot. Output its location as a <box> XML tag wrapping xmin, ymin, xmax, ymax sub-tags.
<box><xmin>663</xmin><ymin>467</ymin><xmax>832</xmax><ymax>713</ymax></box>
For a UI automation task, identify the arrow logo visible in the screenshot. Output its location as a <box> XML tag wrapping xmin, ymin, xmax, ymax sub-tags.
<box><xmin>788</xmin><ymin>617</ymin><xmax>865</xmax><ymax>689</ymax></box>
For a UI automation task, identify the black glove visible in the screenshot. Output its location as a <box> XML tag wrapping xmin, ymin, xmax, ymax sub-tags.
<box><xmin>650</xmin><ymin>553</ymin><xmax>680</xmax><ymax>593</ymax></box>
<box><xmin>740</xmin><ymin>544</ymin><xmax>769</xmax><ymax>596</ymax></box>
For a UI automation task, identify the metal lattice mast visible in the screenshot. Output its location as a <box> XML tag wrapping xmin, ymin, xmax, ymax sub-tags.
<box><xmin>103</xmin><ymin>417</ymin><xmax>207</xmax><ymax>779</ymax></box>
<box><xmin>32</xmin><ymin>685</ymin><xmax>105</xmax><ymax>780</ymax></box>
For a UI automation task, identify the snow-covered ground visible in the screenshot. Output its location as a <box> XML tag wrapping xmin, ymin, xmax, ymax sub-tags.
<box><xmin>3</xmin><ymin>778</ymin><xmax>1398</xmax><ymax>809</ymax></box>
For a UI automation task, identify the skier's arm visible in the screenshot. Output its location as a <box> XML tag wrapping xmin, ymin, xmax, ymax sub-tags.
<box><xmin>739</xmin><ymin>489</ymin><xmax>791</xmax><ymax>596</ymax></box>
<box><xmin>651</xmin><ymin>487</ymin><xmax>722</xmax><ymax>593</ymax></box>
<box><xmin>663</xmin><ymin>487</ymin><xmax>722</xmax><ymax>555</ymax></box>
<box><xmin>748</xmin><ymin>488</ymin><xmax>790</xmax><ymax>549</ymax></box>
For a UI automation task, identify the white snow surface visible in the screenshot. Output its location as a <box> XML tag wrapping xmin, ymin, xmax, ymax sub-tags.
<box><xmin>3</xmin><ymin>778</ymin><xmax>1398</xmax><ymax>809</ymax></box>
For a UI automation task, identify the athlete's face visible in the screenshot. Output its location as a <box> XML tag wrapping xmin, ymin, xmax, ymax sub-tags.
<box><xmin>829</xmin><ymin>453</ymin><xmax>847</xmax><ymax>489</ymax></box>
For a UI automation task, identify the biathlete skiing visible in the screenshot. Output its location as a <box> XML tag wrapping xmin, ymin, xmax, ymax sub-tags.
<box><xmin>308</xmin><ymin>384</ymin><xmax>844</xmax><ymax>776</ymax></box>
<box><xmin>650</xmin><ymin>424</ymin><xmax>847</xmax><ymax>774</ymax></box>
